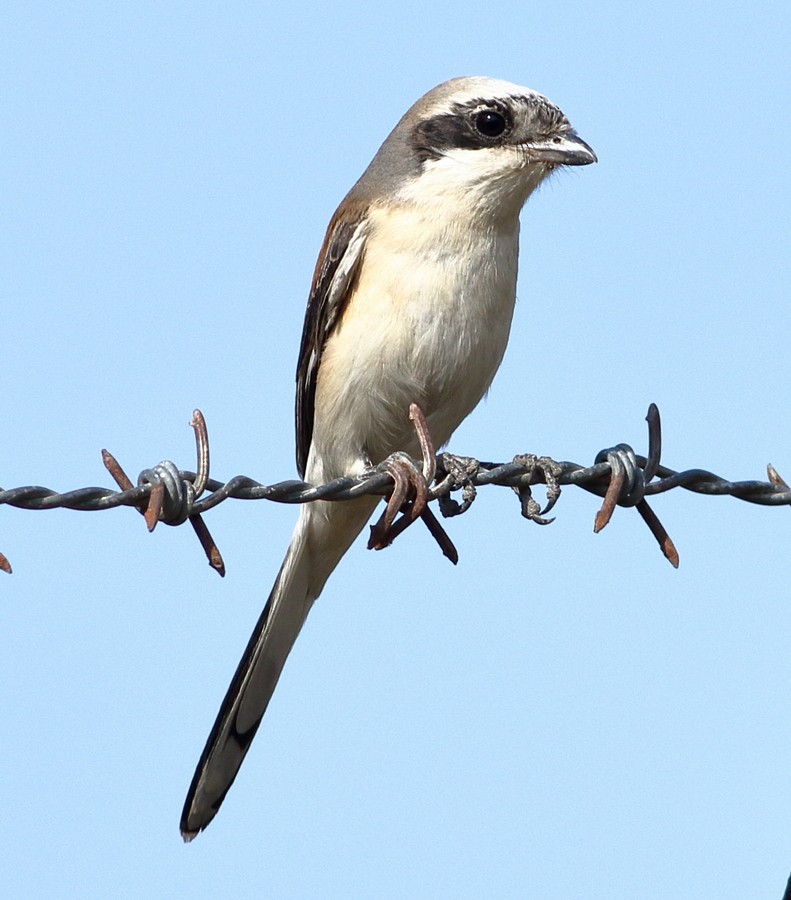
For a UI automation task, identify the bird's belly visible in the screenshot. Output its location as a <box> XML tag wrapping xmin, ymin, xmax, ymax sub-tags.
<box><xmin>311</xmin><ymin>223</ymin><xmax>519</xmax><ymax>476</ymax></box>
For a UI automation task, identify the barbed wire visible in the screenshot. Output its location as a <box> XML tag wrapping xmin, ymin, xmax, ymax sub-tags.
<box><xmin>0</xmin><ymin>404</ymin><xmax>788</xmax><ymax>577</ymax></box>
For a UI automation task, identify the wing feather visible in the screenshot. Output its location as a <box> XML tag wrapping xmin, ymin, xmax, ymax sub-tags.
<box><xmin>295</xmin><ymin>213</ymin><xmax>368</xmax><ymax>476</ymax></box>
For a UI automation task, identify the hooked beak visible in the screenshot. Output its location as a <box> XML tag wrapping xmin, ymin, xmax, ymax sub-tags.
<box><xmin>526</xmin><ymin>130</ymin><xmax>597</xmax><ymax>166</ymax></box>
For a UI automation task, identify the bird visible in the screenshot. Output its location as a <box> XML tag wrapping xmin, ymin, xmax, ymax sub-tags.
<box><xmin>180</xmin><ymin>75</ymin><xmax>596</xmax><ymax>839</ymax></box>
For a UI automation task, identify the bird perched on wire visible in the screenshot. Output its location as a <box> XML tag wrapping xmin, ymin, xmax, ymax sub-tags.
<box><xmin>180</xmin><ymin>75</ymin><xmax>596</xmax><ymax>839</ymax></box>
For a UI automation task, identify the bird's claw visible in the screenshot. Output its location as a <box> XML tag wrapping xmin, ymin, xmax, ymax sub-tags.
<box><xmin>511</xmin><ymin>454</ymin><xmax>563</xmax><ymax>524</ymax></box>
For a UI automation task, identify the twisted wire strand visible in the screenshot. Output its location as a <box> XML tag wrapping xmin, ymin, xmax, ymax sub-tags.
<box><xmin>3</xmin><ymin>460</ymin><xmax>788</xmax><ymax>515</ymax></box>
<box><xmin>0</xmin><ymin>405</ymin><xmax>788</xmax><ymax>576</ymax></box>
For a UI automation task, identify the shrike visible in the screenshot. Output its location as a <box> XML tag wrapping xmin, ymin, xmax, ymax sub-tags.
<box><xmin>180</xmin><ymin>75</ymin><xmax>596</xmax><ymax>839</ymax></box>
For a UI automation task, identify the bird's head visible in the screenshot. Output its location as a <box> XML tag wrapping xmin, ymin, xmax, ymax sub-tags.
<box><xmin>349</xmin><ymin>76</ymin><xmax>597</xmax><ymax>221</ymax></box>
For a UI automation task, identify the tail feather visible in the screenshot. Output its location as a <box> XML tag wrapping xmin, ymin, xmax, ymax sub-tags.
<box><xmin>180</xmin><ymin>497</ymin><xmax>375</xmax><ymax>839</ymax></box>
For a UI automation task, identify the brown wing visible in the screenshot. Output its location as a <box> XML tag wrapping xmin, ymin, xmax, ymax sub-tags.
<box><xmin>295</xmin><ymin>211</ymin><xmax>368</xmax><ymax>477</ymax></box>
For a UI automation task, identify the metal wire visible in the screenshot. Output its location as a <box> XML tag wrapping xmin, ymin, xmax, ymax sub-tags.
<box><xmin>1</xmin><ymin>404</ymin><xmax>788</xmax><ymax>576</ymax></box>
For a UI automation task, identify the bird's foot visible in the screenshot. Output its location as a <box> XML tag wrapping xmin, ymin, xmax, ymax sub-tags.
<box><xmin>510</xmin><ymin>454</ymin><xmax>563</xmax><ymax>525</ymax></box>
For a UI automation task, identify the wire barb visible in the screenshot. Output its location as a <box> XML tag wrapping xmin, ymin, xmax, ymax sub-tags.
<box><xmin>367</xmin><ymin>403</ymin><xmax>459</xmax><ymax>563</ymax></box>
<box><xmin>1</xmin><ymin>404</ymin><xmax>789</xmax><ymax>576</ymax></box>
<box><xmin>101</xmin><ymin>416</ymin><xmax>226</xmax><ymax>577</ymax></box>
<box><xmin>767</xmin><ymin>463</ymin><xmax>789</xmax><ymax>492</ymax></box>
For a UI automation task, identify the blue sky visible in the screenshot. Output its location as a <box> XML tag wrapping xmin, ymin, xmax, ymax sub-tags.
<box><xmin>3</xmin><ymin>2</ymin><xmax>791</xmax><ymax>898</ymax></box>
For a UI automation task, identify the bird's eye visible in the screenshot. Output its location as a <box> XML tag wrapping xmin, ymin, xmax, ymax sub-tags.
<box><xmin>474</xmin><ymin>109</ymin><xmax>507</xmax><ymax>138</ymax></box>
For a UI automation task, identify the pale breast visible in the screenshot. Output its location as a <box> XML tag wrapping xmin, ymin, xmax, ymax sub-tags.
<box><xmin>311</xmin><ymin>204</ymin><xmax>520</xmax><ymax>476</ymax></box>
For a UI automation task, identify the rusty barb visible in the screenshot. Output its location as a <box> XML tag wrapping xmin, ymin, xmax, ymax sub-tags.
<box><xmin>1</xmin><ymin>403</ymin><xmax>790</xmax><ymax>576</ymax></box>
<box><xmin>101</xmin><ymin>410</ymin><xmax>225</xmax><ymax>576</ymax></box>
